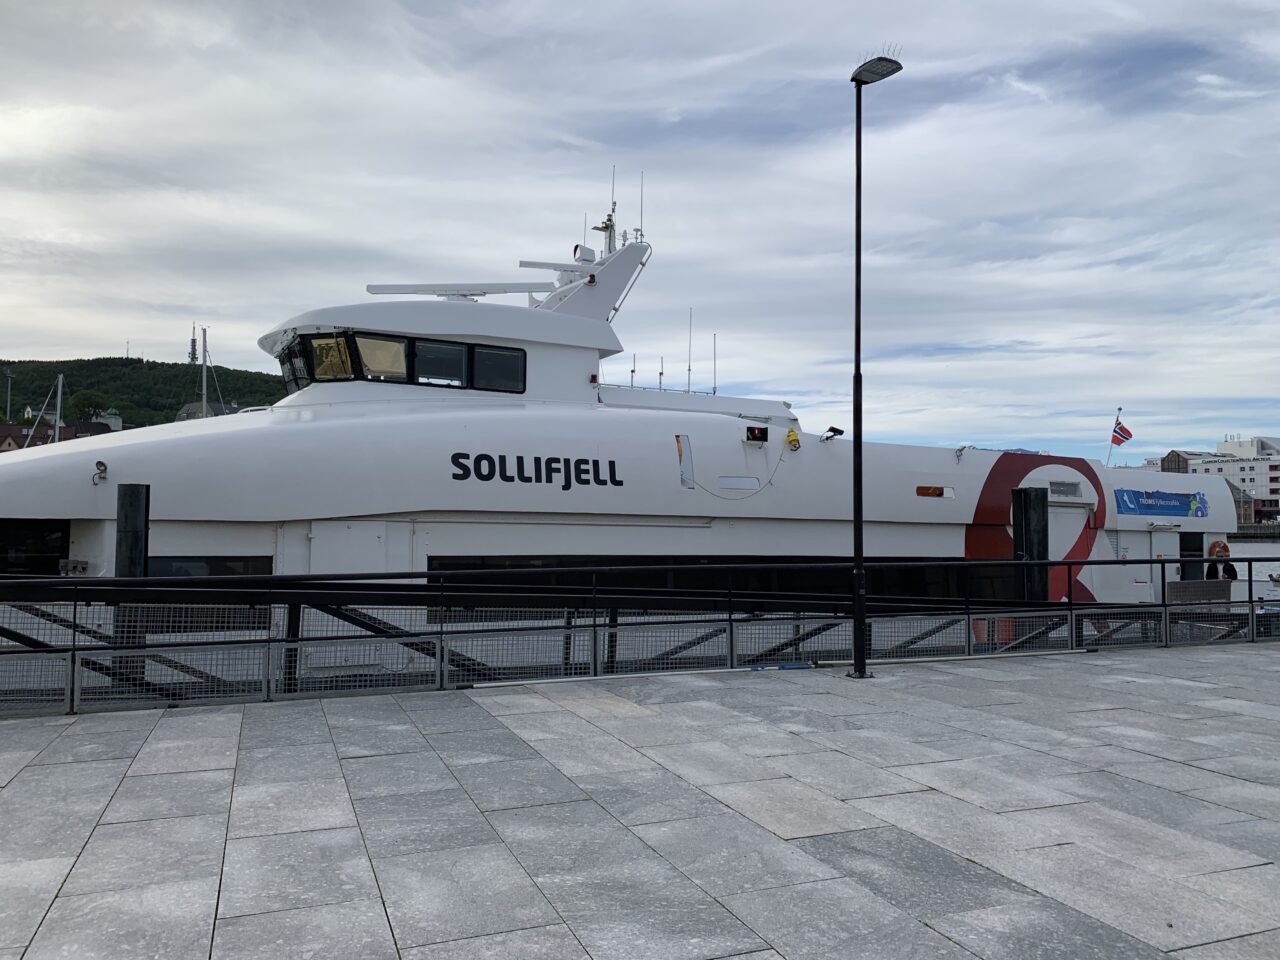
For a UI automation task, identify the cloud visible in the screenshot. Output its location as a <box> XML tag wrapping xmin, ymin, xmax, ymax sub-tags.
<box><xmin>1</xmin><ymin>0</ymin><xmax>1276</xmax><ymax>464</ymax></box>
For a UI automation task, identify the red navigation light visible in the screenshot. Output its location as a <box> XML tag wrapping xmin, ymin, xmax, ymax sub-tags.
<box><xmin>745</xmin><ymin>427</ymin><xmax>769</xmax><ymax>443</ymax></box>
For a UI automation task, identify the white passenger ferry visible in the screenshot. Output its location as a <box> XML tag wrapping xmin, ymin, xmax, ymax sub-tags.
<box><xmin>0</xmin><ymin>209</ymin><xmax>1233</xmax><ymax>604</ymax></box>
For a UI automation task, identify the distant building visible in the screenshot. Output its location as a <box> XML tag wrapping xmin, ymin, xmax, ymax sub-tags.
<box><xmin>1156</xmin><ymin>436</ymin><xmax>1280</xmax><ymax>523</ymax></box>
<box><xmin>1159</xmin><ymin>450</ymin><xmax>1217</xmax><ymax>473</ymax></box>
<box><xmin>0</xmin><ymin>422</ymin><xmax>109</xmax><ymax>452</ymax></box>
<box><xmin>1188</xmin><ymin>455</ymin><xmax>1280</xmax><ymax>502</ymax></box>
<box><xmin>1225</xmin><ymin>480</ymin><xmax>1255</xmax><ymax>525</ymax></box>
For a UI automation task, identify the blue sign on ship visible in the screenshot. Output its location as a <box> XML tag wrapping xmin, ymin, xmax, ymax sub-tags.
<box><xmin>1114</xmin><ymin>489</ymin><xmax>1208</xmax><ymax>518</ymax></box>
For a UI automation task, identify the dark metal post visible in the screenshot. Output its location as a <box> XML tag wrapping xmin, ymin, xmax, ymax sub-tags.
<box><xmin>114</xmin><ymin>484</ymin><xmax>150</xmax><ymax>578</ymax></box>
<box><xmin>1247</xmin><ymin>559</ymin><xmax>1255</xmax><ymax>642</ymax></box>
<box><xmin>562</xmin><ymin>610</ymin><xmax>574</xmax><ymax>676</ymax></box>
<box><xmin>113</xmin><ymin>484</ymin><xmax>150</xmax><ymax>690</ymax></box>
<box><xmin>1160</xmin><ymin>557</ymin><xmax>1169</xmax><ymax>646</ymax></box>
<box><xmin>850</xmin><ymin>78</ymin><xmax>870</xmax><ymax>680</ymax></box>
<box><xmin>845</xmin><ymin>56</ymin><xmax>901</xmax><ymax>679</ymax></box>
<box><xmin>1066</xmin><ymin>563</ymin><xmax>1075</xmax><ymax>648</ymax></box>
<box><xmin>727</xmin><ymin>571</ymin><xmax>736</xmax><ymax>668</ymax></box>
<box><xmin>282</xmin><ymin>602</ymin><xmax>302</xmax><ymax>695</ymax></box>
<box><xmin>590</xmin><ymin>573</ymin><xmax>600</xmax><ymax>677</ymax></box>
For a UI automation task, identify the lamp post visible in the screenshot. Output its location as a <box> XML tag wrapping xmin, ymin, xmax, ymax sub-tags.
<box><xmin>848</xmin><ymin>55</ymin><xmax>902</xmax><ymax>680</ymax></box>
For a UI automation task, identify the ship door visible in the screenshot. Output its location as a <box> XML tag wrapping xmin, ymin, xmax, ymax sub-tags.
<box><xmin>309</xmin><ymin>521</ymin><xmax>428</xmax><ymax>576</ymax></box>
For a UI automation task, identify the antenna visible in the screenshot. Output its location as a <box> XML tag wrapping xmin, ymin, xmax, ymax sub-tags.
<box><xmin>630</xmin><ymin>353</ymin><xmax>635</xmax><ymax>388</ymax></box>
<box><xmin>659</xmin><ymin>355</ymin><xmax>664</xmax><ymax>392</ymax></box>
<box><xmin>188</xmin><ymin>324</ymin><xmax>198</xmax><ymax>364</ymax></box>
<box><xmin>686</xmin><ymin>307</ymin><xmax>693</xmax><ymax>392</ymax></box>
<box><xmin>201</xmin><ymin>327</ymin><xmax>210</xmax><ymax>419</ymax></box>
<box><xmin>610</xmin><ymin>164</ymin><xmax>616</xmax><ymax>212</ymax></box>
<box><xmin>638</xmin><ymin>171</ymin><xmax>645</xmax><ymax>243</ymax></box>
<box><xmin>713</xmin><ymin>334</ymin><xmax>717</xmax><ymax>395</ymax></box>
<box><xmin>582</xmin><ymin>213</ymin><xmax>587</xmax><ymax>248</ymax></box>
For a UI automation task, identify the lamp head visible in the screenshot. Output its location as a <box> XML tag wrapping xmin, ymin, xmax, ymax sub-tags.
<box><xmin>851</xmin><ymin>56</ymin><xmax>902</xmax><ymax>85</ymax></box>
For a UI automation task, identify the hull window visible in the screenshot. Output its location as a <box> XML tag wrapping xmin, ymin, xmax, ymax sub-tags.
<box><xmin>0</xmin><ymin>520</ymin><xmax>69</xmax><ymax>575</ymax></box>
<box><xmin>147</xmin><ymin>556</ymin><xmax>274</xmax><ymax>578</ymax></box>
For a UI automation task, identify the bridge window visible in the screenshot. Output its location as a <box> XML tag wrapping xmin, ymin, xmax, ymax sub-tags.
<box><xmin>472</xmin><ymin>345</ymin><xmax>525</xmax><ymax>393</ymax></box>
<box><xmin>415</xmin><ymin>340</ymin><xmax>468</xmax><ymax>387</ymax></box>
<box><xmin>279</xmin><ymin>333</ymin><xmax>525</xmax><ymax>394</ymax></box>
<box><xmin>308</xmin><ymin>335</ymin><xmax>355</xmax><ymax>381</ymax></box>
<box><xmin>279</xmin><ymin>340</ymin><xmax>312</xmax><ymax>394</ymax></box>
<box><xmin>355</xmin><ymin>335</ymin><xmax>408</xmax><ymax>382</ymax></box>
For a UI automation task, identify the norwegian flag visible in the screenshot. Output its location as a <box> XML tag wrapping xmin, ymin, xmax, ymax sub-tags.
<box><xmin>1111</xmin><ymin>419</ymin><xmax>1133</xmax><ymax>446</ymax></box>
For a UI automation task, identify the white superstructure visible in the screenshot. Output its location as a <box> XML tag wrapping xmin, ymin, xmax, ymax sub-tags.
<box><xmin>0</xmin><ymin>210</ymin><xmax>1235</xmax><ymax>603</ymax></box>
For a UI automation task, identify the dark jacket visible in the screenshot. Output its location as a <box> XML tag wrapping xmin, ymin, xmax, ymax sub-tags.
<box><xmin>1205</xmin><ymin>561</ymin><xmax>1238</xmax><ymax>581</ymax></box>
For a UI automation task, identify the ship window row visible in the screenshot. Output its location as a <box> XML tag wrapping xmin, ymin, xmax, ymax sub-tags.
<box><xmin>280</xmin><ymin>333</ymin><xmax>525</xmax><ymax>394</ymax></box>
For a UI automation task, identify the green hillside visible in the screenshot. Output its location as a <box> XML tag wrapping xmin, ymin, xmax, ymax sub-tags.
<box><xmin>0</xmin><ymin>357</ymin><xmax>286</xmax><ymax>427</ymax></box>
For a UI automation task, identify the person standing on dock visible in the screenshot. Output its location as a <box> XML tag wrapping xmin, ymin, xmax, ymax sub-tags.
<box><xmin>1205</xmin><ymin>541</ymin><xmax>1238</xmax><ymax>581</ymax></box>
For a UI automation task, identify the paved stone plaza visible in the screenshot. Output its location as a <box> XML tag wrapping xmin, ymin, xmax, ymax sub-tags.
<box><xmin>2</xmin><ymin>645</ymin><xmax>1280</xmax><ymax>959</ymax></box>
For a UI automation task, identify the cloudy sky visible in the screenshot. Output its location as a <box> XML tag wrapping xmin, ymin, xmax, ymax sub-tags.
<box><xmin>2</xmin><ymin>0</ymin><xmax>1277</xmax><ymax>461</ymax></box>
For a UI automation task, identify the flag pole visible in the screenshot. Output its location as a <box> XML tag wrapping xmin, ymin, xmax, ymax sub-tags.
<box><xmin>1106</xmin><ymin>405</ymin><xmax>1121</xmax><ymax>467</ymax></box>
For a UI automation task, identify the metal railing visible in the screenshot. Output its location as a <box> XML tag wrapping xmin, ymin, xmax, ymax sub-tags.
<box><xmin>1</xmin><ymin>556</ymin><xmax>1278</xmax><ymax>715</ymax></box>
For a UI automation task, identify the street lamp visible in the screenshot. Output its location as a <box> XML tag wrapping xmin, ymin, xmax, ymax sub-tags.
<box><xmin>848</xmin><ymin>55</ymin><xmax>902</xmax><ymax>680</ymax></box>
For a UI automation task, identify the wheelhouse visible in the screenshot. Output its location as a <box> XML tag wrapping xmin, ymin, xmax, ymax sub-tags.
<box><xmin>277</xmin><ymin>330</ymin><xmax>527</xmax><ymax>395</ymax></box>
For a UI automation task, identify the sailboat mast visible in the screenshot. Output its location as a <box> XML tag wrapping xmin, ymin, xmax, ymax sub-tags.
<box><xmin>52</xmin><ymin>374</ymin><xmax>63</xmax><ymax>443</ymax></box>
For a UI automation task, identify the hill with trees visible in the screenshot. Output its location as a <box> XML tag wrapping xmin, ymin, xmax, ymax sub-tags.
<box><xmin>0</xmin><ymin>357</ymin><xmax>286</xmax><ymax>427</ymax></box>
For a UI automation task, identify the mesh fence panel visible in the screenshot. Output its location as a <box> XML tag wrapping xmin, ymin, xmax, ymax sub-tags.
<box><xmin>869</xmin><ymin>614</ymin><xmax>970</xmax><ymax>659</ymax></box>
<box><xmin>75</xmin><ymin>643</ymin><xmax>269</xmax><ymax>710</ymax></box>
<box><xmin>273</xmin><ymin>638</ymin><xmax>440</xmax><ymax>697</ymax></box>
<box><xmin>600</xmin><ymin>611</ymin><xmax>730</xmax><ymax>675</ymax></box>
<box><xmin>1167</xmin><ymin>603</ymin><xmax>1252</xmax><ymax>645</ymax></box>
<box><xmin>298</xmin><ymin>605</ymin><xmax>437</xmax><ymax>639</ymax></box>
<box><xmin>119</xmin><ymin>604</ymin><xmax>276</xmax><ymax>644</ymax></box>
<box><xmin>970</xmin><ymin>611</ymin><xmax>1072</xmax><ymax>656</ymax></box>
<box><xmin>446</xmin><ymin>625</ymin><xmax>594</xmax><ymax>686</ymax></box>
<box><xmin>0</xmin><ymin>652</ymin><xmax>70</xmax><ymax>714</ymax></box>
<box><xmin>1074</xmin><ymin>608</ymin><xmax>1165</xmax><ymax>648</ymax></box>
<box><xmin>0</xmin><ymin>603</ymin><xmax>90</xmax><ymax>648</ymax></box>
<box><xmin>735</xmin><ymin>615</ymin><xmax>848</xmax><ymax>666</ymax></box>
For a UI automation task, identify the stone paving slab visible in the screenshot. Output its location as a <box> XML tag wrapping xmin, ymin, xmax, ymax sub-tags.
<box><xmin>400</xmin><ymin>924</ymin><xmax>589</xmax><ymax>959</ymax></box>
<box><xmin>4</xmin><ymin>645</ymin><xmax>1280</xmax><ymax>957</ymax></box>
<box><xmin>928</xmin><ymin>898</ymin><xmax>1170</xmax><ymax>960</ymax></box>
<box><xmin>211</xmin><ymin>897</ymin><xmax>398</xmax><ymax>960</ymax></box>
<box><xmin>793</xmin><ymin>825</ymin><xmax>1038</xmax><ymax>919</ymax></box>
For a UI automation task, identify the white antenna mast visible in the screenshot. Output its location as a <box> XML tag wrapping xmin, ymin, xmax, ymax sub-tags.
<box><xmin>589</xmin><ymin>166</ymin><xmax>619</xmax><ymax>255</ymax></box>
<box><xmin>659</xmin><ymin>355</ymin><xmax>664</xmax><ymax>392</ymax></box>
<box><xmin>630</xmin><ymin>354</ymin><xmax>635</xmax><ymax>388</ymax></box>
<box><xmin>637</xmin><ymin>171</ymin><xmax>645</xmax><ymax>243</ymax></box>
<box><xmin>713</xmin><ymin>334</ymin><xmax>717</xmax><ymax>395</ymax></box>
<box><xmin>686</xmin><ymin>307</ymin><xmax>693</xmax><ymax>392</ymax></box>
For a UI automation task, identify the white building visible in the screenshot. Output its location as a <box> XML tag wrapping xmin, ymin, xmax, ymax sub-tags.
<box><xmin>1186</xmin><ymin>436</ymin><xmax>1280</xmax><ymax>515</ymax></box>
